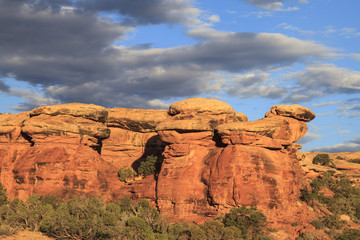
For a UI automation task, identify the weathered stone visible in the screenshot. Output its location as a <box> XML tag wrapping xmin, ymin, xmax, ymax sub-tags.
<box><xmin>265</xmin><ymin>104</ymin><xmax>315</xmax><ymax>122</ymax></box>
<box><xmin>30</xmin><ymin>103</ymin><xmax>108</xmax><ymax>123</ymax></box>
<box><xmin>107</xmin><ymin>108</ymin><xmax>168</xmax><ymax>132</ymax></box>
<box><xmin>168</xmin><ymin>97</ymin><xmax>236</xmax><ymax>116</ymax></box>
<box><xmin>236</xmin><ymin>112</ymin><xmax>248</xmax><ymax>122</ymax></box>
<box><xmin>216</xmin><ymin>116</ymin><xmax>308</xmax><ymax>149</ymax></box>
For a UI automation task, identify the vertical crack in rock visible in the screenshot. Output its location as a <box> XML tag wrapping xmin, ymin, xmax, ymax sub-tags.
<box><xmin>20</xmin><ymin>131</ymin><xmax>35</xmax><ymax>146</ymax></box>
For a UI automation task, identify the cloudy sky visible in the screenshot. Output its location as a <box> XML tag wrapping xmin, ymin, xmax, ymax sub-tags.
<box><xmin>0</xmin><ymin>0</ymin><xmax>359</xmax><ymax>152</ymax></box>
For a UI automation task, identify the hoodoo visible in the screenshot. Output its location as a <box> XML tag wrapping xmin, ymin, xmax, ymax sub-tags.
<box><xmin>0</xmin><ymin>98</ymin><xmax>316</xmax><ymax>230</ymax></box>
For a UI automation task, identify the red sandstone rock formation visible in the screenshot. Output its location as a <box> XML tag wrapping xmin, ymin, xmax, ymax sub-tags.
<box><xmin>0</xmin><ymin>97</ymin><xmax>327</xmax><ymax>235</ymax></box>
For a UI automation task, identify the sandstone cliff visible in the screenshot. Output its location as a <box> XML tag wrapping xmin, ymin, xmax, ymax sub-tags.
<box><xmin>0</xmin><ymin>98</ymin><xmax>321</xmax><ymax>234</ymax></box>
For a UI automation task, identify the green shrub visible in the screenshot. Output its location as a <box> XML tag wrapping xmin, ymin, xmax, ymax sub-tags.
<box><xmin>336</xmin><ymin>228</ymin><xmax>360</xmax><ymax>239</ymax></box>
<box><xmin>291</xmin><ymin>221</ymin><xmax>300</xmax><ymax>226</ymax></box>
<box><xmin>322</xmin><ymin>215</ymin><xmax>346</xmax><ymax>230</ymax></box>
<box><xmin>300</xmin><ymin>172</ymin><xmax>360</xmax><ymax>221</ymax></box>
<box><xmin>118</xmin><ymin>167</ymin><xmax>135</xmax><ymax>182</ymax></box>
<box><xmin>311</xmin><ymin>219</ymin><xmax>324</xmax><ymax>229</ymax></box>
<box><xmin>295</xmin><ymin>231</ymin><xmax>319</xmax><ymax>240</ymax></box>
<box><xmin>351</xmin><ymin>158</ymin><xmax>360</xmax><ymax>164</ymax></box>
<box><xmin>0</xmin><ymin>182</ymin><xmax>8</xmax><ymax>206</ymax></box>
<box><xmin>138</xmin><ymin>155</ymin><xmax>159</xmax><ymax>177</ymax></box>
<box><xmin>223</xmin><ymin>206</ymin><xmax>267</xmax><ymax>239</ymax></box>
<box><xmin>312</xmin><ymin>154</ymin><xmax>335</xmax><ymax>167</ymax></box>
<box><xmin>123</xmin><ymin>216</ymin><xmax>155</xmax><ymax>240</ymax></box>
<box><xmin>0</xmin><ymin>224</ymin><xmax>16</xmax><ymax>236</ymax></box>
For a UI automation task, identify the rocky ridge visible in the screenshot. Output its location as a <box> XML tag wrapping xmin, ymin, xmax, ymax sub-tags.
<box><xmin>0</xmin><ymin>98</ymin><xmax>326</xmax><ymax>235</ymax></box>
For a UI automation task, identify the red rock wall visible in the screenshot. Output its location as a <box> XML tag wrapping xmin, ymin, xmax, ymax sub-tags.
<box><xmin>0</xmin><ymin>98</ymin><xmax>317</xmax><ymax>228</ymax></box>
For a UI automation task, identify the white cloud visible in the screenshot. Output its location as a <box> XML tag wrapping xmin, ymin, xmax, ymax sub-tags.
<box><xmin>8</xmin><ymin>88</ymin><xmax>60</xmax><ymax>111</ymax></box>
<box><xmin>187</xmin><ymin>28</ymin><xmax>235</xmax><ymax>39</ymax></box>
<box><xmin>147</xmin><ymin>99</ymin><xmax>170</xmax><ymax>109</ymax></box>
<box><xmin>242</xmin><ymin>11</ymin><xmax>273</xmax><ymax>18</ymax></box>
<box><xmin>310</xmin><ymin>143</ymin><xmax>360</xmax><ymax>153</ymax></box>
<box><xmin>287</xmin><ymin>64</ymin><xmax>360</xmax><ymax>95</ymax></box>
<box><xmin>278</xmin><ymin>23</ymin><xmax>315</xmax><ymax>35</ymax></box>
<box><xmin>208</xmin><ymin>15</ymin><xmax>220</xmax><ymax>23</ymax></box>
<box><xmin>241</xmin><ymin>0</ymin><xmax>300</xmax><ymax>11</ymax></box>
<box><xmin>298</xmin><ymin>132</ymin><xmax>321</xmax><ymax>144</ymax></box>
<box><xmin>312</xmin><ymin>101</ymin><xmax>341</xmax><ymax>107</ymax></box>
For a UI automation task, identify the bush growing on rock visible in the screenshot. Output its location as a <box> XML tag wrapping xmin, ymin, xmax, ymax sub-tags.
<box><xmin>137</xmin><ymin>155</ymin><xmax>159</xmax><ymax>177</ymax></box>
<box><xmin>0</xmin><ymin>183</ymin><xmax>274</xmax><ymax>240</ymax></box>
<box><xmin>223</xmin><ymin>206</ymin><xmax>268</xmax><ymax>239</ymax></box>
<box><xmin>300</xmin><ymin>173</ymin><xmax>360</xmax><ymax>223</ymax></box>
<box><xmin>312</xmin><ymin>154</ymin><xmax>335</xmax><ymax>167</ymax></box>
<box><xmin>0</xmin><ymin>182</ymin><xmax>8</xmax><ymax>206</ymax></box>
<box><xmin>118</xmin><ymin>167</ymin><xmax>136</xmax><ymax>182</ymax></box>
<box><xmin>351</xmin><ymin>158</ymin><xmax>360</xmax><ymax>164</ymax></box>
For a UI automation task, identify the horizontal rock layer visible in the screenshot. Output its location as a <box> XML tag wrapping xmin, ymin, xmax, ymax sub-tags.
<box><xmin>0</xmin><ymin>97</ymin><xmax>321</xmax><ymax>234</ymax></box>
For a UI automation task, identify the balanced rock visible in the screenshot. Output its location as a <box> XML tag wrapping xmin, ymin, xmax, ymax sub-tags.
<box><xmin>168</xmin><ymin>97</ymin><xmax>236</xmax><ymax>116</ymax></box>
<box><xmin>265</xmin><ymin>104</ymin><xmax>315</xmax><ymax>122</ymax></box>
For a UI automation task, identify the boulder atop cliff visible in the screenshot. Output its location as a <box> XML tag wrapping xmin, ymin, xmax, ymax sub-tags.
<box><xmin>265</xmin><ymin>104</ymin><xmax>315</xmax><ymax>122</ymax></box>
<box><xmin>107</xmin><ymin>108</ymin><xmax>168</xmax><ymax>132</ymax></box>
<box><xmin>30</xmin><ymin>103</ymin><xmax>108</xmax><ymax>123</ymax></box>
<box><xmin>168</xmin><ymin>97</ymin><xmax>236</xmax><ymax>116</ymax></box>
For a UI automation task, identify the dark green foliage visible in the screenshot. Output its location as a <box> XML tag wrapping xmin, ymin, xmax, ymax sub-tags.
<box><xmin>0</xmin><ymin>183</ymin><xmax>8</xmax><ymax>206</ymax></box>
<box><xmin>351</xmin><ymin>158</ymin><xmax>360</xmax><ymax>164</ymax></box>
<box><xmin>40</xmin><ymin>194</ymin><xmax>61</xmax><ymax>210</ymax></box>
<box><xmin>295</xmin><ymin>232</ymin><xmax>319</xmax><ymax>240</ymax></box>
<box><xmin>118</xmin><ymin>166</ymin><xmax>135</xmax><ymax>182</ymax></box>
<box><xmin>0</xmin><ymin>184</ymin><xmax>271</xmax><ymax>240</ymax></box>
<box><xmin>201</xmin><ymin>220</ymin><xmax>243</xmax><ymax>240</ymax></box>
<box><xmin>336</xmin><ymin>228</ymin><xmax>360</xmax><ymax>239</ymax></box>
<box><xmin>310</xmin><ymin>219</ymin><xmax>324</xmax><ymax>230</ymax></box>
<box><xmin>223</xmin><ymin>206</ymin><xmax>267</xmax><ymax>239</ymax></box>
<box><xmin>300</xmin><ymin>172</ymin><xmax>360</xmax><ymax>221</ymax></box>
<box><xmin>312</xmin><ymin>154</ymin><xmax>335</xmax><ymax>167</ymax></box>
<box><xmin>0</xmin><ymin>224</ymin><xmax>16</xmax><ymax>236</ymax></box>
<box><xmin>321</xmin><ymin>215</ymin><xmax>346</xmax><ymax>230</ymax></box>
<box><xmin>138</xmin><ymin>155</ymin><xmax>159</xmax><ymax>177</ymax></box>
<box><xmin>122</xmin><ymin>216</ymin><xmax>155</xmax><ymax>240</ymax></box>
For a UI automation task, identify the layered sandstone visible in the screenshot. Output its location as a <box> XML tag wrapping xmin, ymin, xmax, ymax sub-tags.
<box><xmin>0</xmin><ymin>98</ymin><xmax>321</xmax><ymax>235</ymax></box>
<box><xmin>298</xmin><ymin>151</ymin><xmax>360</xmax><ymax>183</ymax></box>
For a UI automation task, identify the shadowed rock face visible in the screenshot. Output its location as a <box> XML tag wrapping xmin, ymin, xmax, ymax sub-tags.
<box><xmin>0</xmin><ymin>98</ymin><xmax>318</xmax><ymax>229</ymax></box>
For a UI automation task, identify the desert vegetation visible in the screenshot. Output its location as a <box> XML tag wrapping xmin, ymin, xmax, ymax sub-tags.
<box><xmin>0</xmin><ymin>182</ymin><xmax>271</xmax><ymax>239</ymax></box>
<box><xmin>312</xmin><ymin>154</ymin><xmax>336</xmax><ymax>168</ymax></box>
<box><xmin>118</xmin><ymin>155</ymin><xmax>161</xmax><ymax>182</ymax></box>
<box><xmin>299</xmin><ymin>172</ymin><xmax>360</xmax><ymax>239</ymax></box>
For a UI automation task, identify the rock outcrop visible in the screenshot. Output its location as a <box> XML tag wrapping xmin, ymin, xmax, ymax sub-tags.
<box><xmin>0</xmin><ymin>98</ymin><xmax>321</xmax><ymax>234</ymax></box>
<box><xmin>298</xmin><ymin>151</ymin><xmax>360</xmax><ymax>184</ymax></box>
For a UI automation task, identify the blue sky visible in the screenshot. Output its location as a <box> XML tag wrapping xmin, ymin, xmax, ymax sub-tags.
<box><xmin>0</xmin><ymin>0</ymin><xmax>359</xmax><ymax>152</ymax></box>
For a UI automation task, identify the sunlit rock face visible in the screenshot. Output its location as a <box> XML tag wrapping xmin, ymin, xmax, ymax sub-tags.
<box><xmin>0</xmin><ymin>98</ymin><xmax>316</xmax><ymax>229</ymax></box>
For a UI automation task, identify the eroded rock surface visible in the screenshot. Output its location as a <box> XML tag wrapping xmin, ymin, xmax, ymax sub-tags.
<box><xmin>0</xmin><ymin>98</ymin><xmax>322</xmax><ymax>234</ymax></box>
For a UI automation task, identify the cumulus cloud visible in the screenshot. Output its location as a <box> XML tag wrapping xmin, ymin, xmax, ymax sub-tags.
<box><xmin>240</xmin><ymin>0</ymin><xmax>302</xmax><ymax>11</ymax></box>
<box><xmin>310</xmin><ymin>143</ymin><xmax>360</xmax><ymax>153</ymax></box>
<box><xmin>278</xmin><ymin>23</ymin><xmax>315</xmax><ymax>35</ymax></box>
<box><xmin>226</xmin><ymin>72</ymin><xmax>287</xmax><ymax>98</ymax></box>
<box><xmin>76</xmin><ymin>0</ymin><xmax>200</xmax><ymax>26</ymax></box>
<box><xmin>0</xmin><ymin>80</ymin><xmax>10</xmax><ymax>92</ymax></box>
<box><xmin>312</xmin><ymin>101</ymin><xmax>342</xmax><ymax>107</ymax></box>
<box><xmin>346</xmin><ymin>137</ymin><xmax>360</xmax><ymax>144</ymax></box>
<box><xmin>187</xmin><ymin>28</ymin><xmax>236</xmax><ymax>39</ymax></box>
<box><xmin>8</xmin><ymin>88</ymin><xmax>60</xmax><ymax>111</ymax></box>
<box><xmin>0</xmin><ymin>0</ymin><xmax>336</xmax><ymax>110</ymax></box>
<box><xmin>285</xmin><ymin>64</ymin><xmax>360</xmax><ymax>102</ymax></box>
<box><xmin>298</xmin><ymin>132</ymin><xmax>321</xmax><ymax>144</ymax></box>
